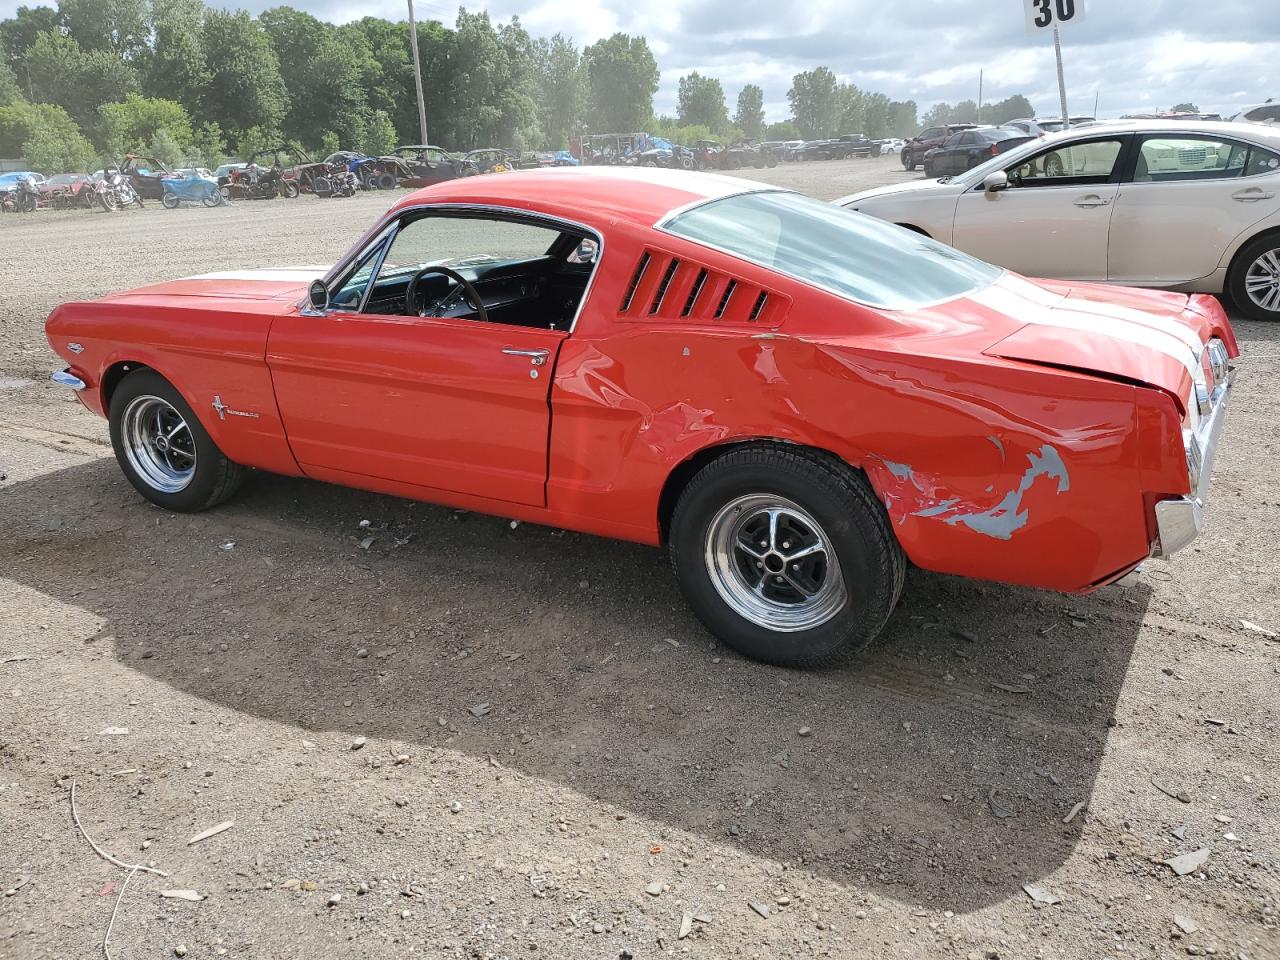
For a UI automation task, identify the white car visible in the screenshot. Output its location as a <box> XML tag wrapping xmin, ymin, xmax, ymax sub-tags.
<box><xmin>878</xmin><ymin>138</ymin><xmax>906</xmax><ymax>155</ymax></box>
<box><xmin>837</xmin><ymin>120</ymin><xmax>1280</xmax><ymax>321</ymax></box>
<box><xmin>1233</xmin><ymin>100</ymin><xmax>1279</xmax><ymax>125</ymax></box>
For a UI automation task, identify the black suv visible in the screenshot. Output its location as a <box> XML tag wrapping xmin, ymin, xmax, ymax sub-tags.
<box><xmin>901</xmin><ymin>123</ymin><xmax>978</xmax><ymax>171</ymax></box>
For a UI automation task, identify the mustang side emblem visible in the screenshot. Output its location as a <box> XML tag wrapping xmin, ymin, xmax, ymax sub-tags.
<box><xmin>211</xmin><ymin>394</ymin><xmax>260</xmax><ymax>421</ymax></box>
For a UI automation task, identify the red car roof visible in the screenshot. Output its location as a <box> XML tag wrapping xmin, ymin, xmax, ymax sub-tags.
<box><xmin>390</xmin><ymin>167</ymin><xmax>769</xmax><ymax>231</ymax></box>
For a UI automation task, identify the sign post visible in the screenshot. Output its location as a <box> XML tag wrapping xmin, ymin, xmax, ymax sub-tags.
<box><xmin>1023</xmin><ymin>0</ymin><xmax>1086</xmax><ymax>128</ymax></box>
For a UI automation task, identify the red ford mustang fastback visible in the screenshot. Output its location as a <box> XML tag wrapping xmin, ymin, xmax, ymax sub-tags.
<box><xmin>45</xmin><ymin>167</ymin><xmax>1238</xmax><ymax>667</ymax></box>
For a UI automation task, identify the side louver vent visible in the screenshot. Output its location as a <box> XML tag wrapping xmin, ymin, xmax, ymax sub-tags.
<box><xmin>619</xmin><ymin>251</ymin><xmax>650</xmax><ymax>313</ymax></box>
<box><xmin>617</xmin><ymin>248</ymin><xmax>788</xmax><ymax>325</ymax></box>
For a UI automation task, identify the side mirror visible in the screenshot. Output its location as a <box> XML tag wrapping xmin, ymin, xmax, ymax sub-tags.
<box><xmin>983</xmin><ymin>171</ymin><xmax>1010</xmax><ymax>193</ymax></box>
<box><xmin>307</xmin><ymin>279</ymin><xmax>329</xmax><ymax>312</ymax></box>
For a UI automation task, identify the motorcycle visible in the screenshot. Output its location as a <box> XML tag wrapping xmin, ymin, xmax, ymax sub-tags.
<box><xmin>96</xmin><ymin>170</ymin><xmax>143</xmax><ymax>211</ymax></box>
<box><xmin>162</xmin><ymin>173</ymin><xmax>223</xmax><ymax>209</ymax></box>
<box><xmin>312</xmin><ymin>164</ymin><xmax>357</xmax><ymax>199</ymax></box>
<box><xmin>222</xmin><ymin>166</ymin><xmax>300</xmax><ymax>201</ymax></box>
<box><xmin>12</xmin><ymin>175</ymin><xmax>40</xmax><ymax>213</ymax></box>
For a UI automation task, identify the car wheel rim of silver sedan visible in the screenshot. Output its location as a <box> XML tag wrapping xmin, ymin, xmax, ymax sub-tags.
<box><xmin>122</xmin><ymin>395</ymin><xmax>197</xmax><ymax>493</ymax></box>
<box><xmin>1245</xmin><ymin>247</ymin><xmax>1280</xmax><ymax>313</ymax></box>
<box><xmin>705</xmin><ymin>494</ymin><xmax>847</xmax><ymax>633</ymax></box>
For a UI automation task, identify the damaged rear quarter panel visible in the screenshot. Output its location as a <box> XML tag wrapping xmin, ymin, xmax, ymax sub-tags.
<box><xmin>548</xmin><ymin>318</ymin><xmax>1148</xmax><ymax>593</ymax></box>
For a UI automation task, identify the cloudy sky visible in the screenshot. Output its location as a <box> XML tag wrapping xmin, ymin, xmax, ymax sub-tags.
<box><xmin>5</xmin><ymin>0</ymin><xmax>1277</xmax><ymax>121</ymax></box>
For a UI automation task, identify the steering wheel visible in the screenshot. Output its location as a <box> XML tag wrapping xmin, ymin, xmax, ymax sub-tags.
<box><xmin>405</xmin><ymin>265</ymin><xmax>489</xmax><ymax>322</ymax></box>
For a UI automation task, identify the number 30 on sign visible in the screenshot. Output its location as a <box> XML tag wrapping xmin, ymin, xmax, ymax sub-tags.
<box><xmin>1024</xmin><ymin>0</ymin><xmax>1085</xmax><ymax>34</ymax></box>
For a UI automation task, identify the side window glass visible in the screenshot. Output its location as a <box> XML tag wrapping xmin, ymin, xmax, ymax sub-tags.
<box><xmin>331</xmin><ymin>234</ymin><xmax>391</xmax><ymax>309</ymax></box>
<box><xmin>1011</xmin><ymin>139</ymin><xmax>1123</xmax><ymax>186</ymax></box>
<box><xmin>1134</xmin><ymin>137</ymin><xmax>1247</xmax><ymax>182</ymax></box>
<box><xmin>1246</xmin><ymin>146</ymin><xmax>1280</xmax><ymax>177</ymax></box>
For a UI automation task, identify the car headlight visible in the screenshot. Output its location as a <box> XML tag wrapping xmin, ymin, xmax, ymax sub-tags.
<box><xmin>1184</xmin><ymin>429</ymin><xmax>1203</xmax><ymax>492</ymax></box>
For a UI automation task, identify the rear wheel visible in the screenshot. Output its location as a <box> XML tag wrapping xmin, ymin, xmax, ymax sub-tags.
<box><xmin>108</xmin><ymin>370</ymin><xmax>243</xmax><ymax>512</ymax></box>
<box><xmin>280</xmin><ymin>179</ymin><xmax>300</xmax><ymax>199</ymax></box>
<box><xmin>162</xmin><ymin>193</ymin><xmax>180</xmax><ymax>209</ymax></box>
<box><xmin>312</xmin><ymin>176</ymin><xmax>333</xmax><ymax>198</ymax></box>
<box><xmin>669</xmin><ymin>445</ymin><xmax>904</xmax><ymax>668</ymax></box>
<box><xmin>902</xmin><ymin>150</ymin><xmax>917</xmax><ymax>171</ymax></box>
<box><xmin>1229</xmin><ymin>233</ymin><xmax>1280</xmax><ymax>322</ymax></box>
<box><xmin>377</xmin><ymin>171</ymin><xmax>397</xmax><ymax>189</ymax></box>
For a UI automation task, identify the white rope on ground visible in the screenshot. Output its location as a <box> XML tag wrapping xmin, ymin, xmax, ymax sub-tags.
<box><xmin>102</xmin><ymin>865</ymin><xmax>139</xmax><ymax>960</ymax></box>
<box><xmin>69</xmin><ymin>780</ymin><xmax>169</xmax><ymax>878</ymax></box>
<box><xmin>69</xmin><ymin>779</ymin><xmax>171</xmax><ymax>959</ymax></box>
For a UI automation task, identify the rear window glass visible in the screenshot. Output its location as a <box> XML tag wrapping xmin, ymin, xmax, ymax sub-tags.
<box><xmin>663</xmin><ymin>191</ymin><xmax>1002</xmax><ymax>310</ymax></box>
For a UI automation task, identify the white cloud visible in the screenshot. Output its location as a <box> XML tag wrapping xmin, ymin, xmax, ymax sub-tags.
<box><xmin>3</xmin><ymin>0</ymin><xmax>1276</xmax><ymax>121</ymax></box>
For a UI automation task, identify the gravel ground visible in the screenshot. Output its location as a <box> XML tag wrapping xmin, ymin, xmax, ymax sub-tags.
<box><xmin>1</xmin><ymin>156</ymin><xmax>1277</xmax><ymax>960</ymax></box>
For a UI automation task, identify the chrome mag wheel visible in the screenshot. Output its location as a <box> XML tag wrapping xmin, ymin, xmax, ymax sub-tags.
<box><xmin>704</xmin><ymin>494</ymin><xmax>847</xmax><ymax>633</ymax></box>
<box><xmin>121</xmin><ymin>395</ymin><xmax>197</xmax><ymax>493</ymax></box>
<box><xmin>1244</xmin><ymin>246</ymin><xmax>1280</xmax><ymax>313</ymax></box>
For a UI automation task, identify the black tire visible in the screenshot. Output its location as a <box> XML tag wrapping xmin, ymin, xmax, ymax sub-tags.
<box><xmin>281</xmin><ymin>179</ymin><xmax>300</xmax><ymax>199</ymax></box>
<box><xmin>902</xmin><ymin>151</ymin><xmax>917</xmax><ymax>172</ymax></box>
<box><xmin>108</xmin><ymin>370</ymin><xmax>244</xmax><ymax>512</ymax></box>
<box><xmin>313</xmin><ymin>176</ymin><xmax>333</xmax><ymax>198</ymax></box>
<box><xmin>669</xmin><ymin>445</ymin><xmax>905</xmax><ymax>668</ymax></box>
<box><xmin>377</xmin><ymin>171</ymin><xmax>397</xmax><ymax>190</ymax></box>
<box><xmin>162</xmin><ymin>193</ymin><xmax>180</xmax><ymax>209</ymax></box>
<box><xmin>1228</xmin><ymin>232</ymin><xmax>1280</xmax><ymax>322</ymax></box>
<box><xmin>1044</xmin><ymin>152</ymin><xmax>1065</xmax><ymax>178</ymax></box>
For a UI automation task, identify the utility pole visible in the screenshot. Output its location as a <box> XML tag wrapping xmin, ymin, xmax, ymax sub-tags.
<box><xmin>406</xmin><ymin>0</ymin><xmax>429</xmax><ymax>145</ymax></box>
<box><xmin>1053</xmin><ymin>24</ymin><xmax>1069</xmax><ymax>128</ymax></box>
<box><xmin>977</xmin><ymin>70</ymin><xmax>983</xmax><ymax>124</ymax></box>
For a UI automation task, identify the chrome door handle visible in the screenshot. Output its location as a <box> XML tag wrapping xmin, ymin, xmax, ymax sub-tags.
<box><xmin>1232</xmin><ymin>190</ymin><xmax>1275</xmax><ymax>202</ymax></box>
<box><xmin>1073</xmin><ymin>196</ymin><xmax>1111</xmax><ymax>207</ymax></box>
<box><xmin>502</xmin><ymin>347</ymin><xmax>549</xmax><ymax>366</ymax></box>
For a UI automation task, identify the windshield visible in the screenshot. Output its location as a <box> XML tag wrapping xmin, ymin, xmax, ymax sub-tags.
<box><xmin>663</xmin><ymin>191</ymin><xmax>1002</xmax><ymax>310</ymax></box>
<box><xmin>957</xmin><ymin>137</ymin><xmax>1048</xmax><ymax>184</ymax></box>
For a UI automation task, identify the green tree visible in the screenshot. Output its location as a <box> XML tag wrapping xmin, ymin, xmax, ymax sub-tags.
<box><xmin>862</xmin><ymin>91</ymin><xmax>892</xmax><ymax>138</ymax></box>
<box><xmin>787</xmin><ymin>67</ymin><xmax>840</xmax><ymax>138</ymax></box>
<box><xmin>146</xmin><ymin>126</ymin><xmax>184</xmax><ymax>166</ymax></box>
<box><xmin>677</xmin><ymin>71</ymin><xmax>727</xmax><ymax>131</ymax></box>
<box><xmin>921</xmin><ymin>101</ymin><xmax>953</xmax><ymax>126</ymax></box>
<box><xmin>0</xmin><ymin>101</ymin><xmax>95</xmax><ymax>170</ymax></box>
<box><xmin>1171</xmin><ymin>102</ymin><xmax>1199</xmax><ymax>113</ymax></box>
<box><xmin>362</xmin><ymin>108</ymin><xmax>397</xmax><ymax>155</ymax></box>
<box><xmin>146</xmin><ymin>0</ymin><xmax>209</xmax><ymax>115</ymax></box>
<box><xmin>533</xmin><ymin>33</ymin><xmax>582</xmax><ymax>148</ymax></box>
<box><xmin>0</xmin><ymin>60</ymin><xmax>21</xmax><ymax>105</ymax></box>
<box><xmin>764</xmin><ymin>120</ymin><xmax>800</xmax><ymax>140</ymax></box>
<box><xmin>986</xmin><ymin>94</ymin><xmax>1034</xmax><ymax>125</ymax></box>
<box><xmin>24</xmin><ymin>30</ymin><xmax>139</xmax><ymax>129</ymax></box>
<box><xmin>100</xmin><ymin>94</ymin><xmax>193</xmax><ymax>156</ymax></box>
<box><xmin>261</xmin><ymin>6</ymin><xmax>367</xmax><ymax>148</ymax></box>
<box><xmin>734</xmin><ymin>84</ymin><xmax>764</xmax><ymax>139</ymax></box>
<box><xmin>200</xmin><ymin>9</ymin><xmax>287</xmax><ymax>148</ymax></box>
<box><xmin>888</xmin><ymin>100</ymin><xmax>918</xmax><ymax>137</ymax></box>
<box><xmin>186</xmin><ymin>120</ymin><xmax>225</xmax><ymax>166</ymax></box>
<box><xmin>583</xmin><ymin>33</ymin><xmax>658</xmax><ymax>133</ymax></box>
<box><xmin>835</xmin><ymin>81</ymin><xmax>865</xmax><ymax>134</ymax></box>
<box><xmin>58</xmin><ymin>0</ymin><xmax>148</xmax><ymax>60</ymax></box>
<box><xmin>317</xmin><ymin>129</ymin><xmax>339</xmax><ymax>158</ymax></box>
<box><xmin>0</xmin><ymin>5</ymin><xmax>59</xmax><ymax>73</ymax></box>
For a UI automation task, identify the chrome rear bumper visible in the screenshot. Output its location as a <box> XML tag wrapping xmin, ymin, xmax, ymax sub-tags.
<box><xmin>1153</xmin><ymin>371</ymin><xmax>1233</xmax><ymax>557</ymax></box>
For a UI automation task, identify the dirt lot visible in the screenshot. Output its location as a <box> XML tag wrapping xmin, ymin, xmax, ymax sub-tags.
<box><xmin>1</xmin><ymin>156</ymin><xmax>1277</xmax><ymax>960</ymax></box>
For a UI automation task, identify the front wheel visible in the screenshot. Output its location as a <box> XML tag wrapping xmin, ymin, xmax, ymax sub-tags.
<box><xmin>162</xmin><ymin>193</ymin><xmax>180</xmax><ymax>209</ymax></box>
<box><xmin>280</xmin><ymin>179</ymin><xmax>300</xmax><ymax>199</ymax></box>
<box><xmin>669</xmin><ymin>445</ymin><xmax>905</xmax><ymax>668</ymax></box>
<box><xmin>1229</xmin><ymin>233</ymin><xmax>1280</xmax><ymax>322</ymax></box>
<box><xmin>108</xmin><ymin>370</ymin><xmax>244</xmax><ymax>512</ymax></box>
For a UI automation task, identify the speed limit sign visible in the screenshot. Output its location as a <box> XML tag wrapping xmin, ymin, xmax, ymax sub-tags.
<box><xmin>1024</xmin><ymin>0</ymin><xmax>1086</xmax><ymax>34</ymax></box>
